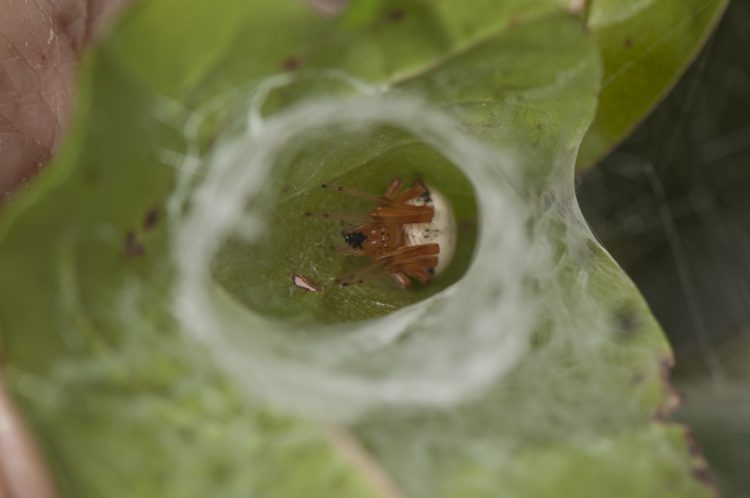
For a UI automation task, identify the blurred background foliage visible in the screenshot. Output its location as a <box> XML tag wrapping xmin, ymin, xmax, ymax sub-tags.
<box><xmin>578</xmin><ymin>0</ymin><xmax>750</xmax><ymax>495</ymax></box>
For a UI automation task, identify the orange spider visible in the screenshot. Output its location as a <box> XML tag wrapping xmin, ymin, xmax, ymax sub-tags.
<box><xmin>307</xmin><ymin>178</ymin><xmax>456</xmax><ymax>288</ymax></box>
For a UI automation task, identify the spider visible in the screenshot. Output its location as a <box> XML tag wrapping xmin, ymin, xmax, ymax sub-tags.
<box><xmin>307</xmin><ymin>178</ymin><xmax>456</xmax><ymax>288</ymax></box>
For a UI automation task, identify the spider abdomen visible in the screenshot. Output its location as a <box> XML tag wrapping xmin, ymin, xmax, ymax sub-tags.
<box><xmin>403</xmin><ymin>185</ymin><xmax>456</xmax><ymax>276</ymax></box>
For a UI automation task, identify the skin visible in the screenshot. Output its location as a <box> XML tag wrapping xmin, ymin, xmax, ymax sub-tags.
<box><xmin>0</xmin><ymin>0</ymin><xmax>131</xmax><ymax>200</ymax></box>
<box><xmin>0</xmin><ymin>0</ymin><xmax>347</xmax><ymax>201</ymax></box>
<box><xmin>0</xmin><ymin>375</ymin><xmax>58</xmax><ymax>498</ymax></box>
<box><xmin>0</xmin><ymin>1</ymin><xmax>132</xmax><ymax>495</ymax></box>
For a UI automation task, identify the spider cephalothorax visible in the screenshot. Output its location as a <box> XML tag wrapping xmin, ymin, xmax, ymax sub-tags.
<box><xmin>342</xmin><ymin>230</ymin><xmax>367</xmax><ymax>249</ymax></box>
<box><xmin>309</xmin><ymin>178</ymin><xmax>456</xmax><ymax>288</ymax></box>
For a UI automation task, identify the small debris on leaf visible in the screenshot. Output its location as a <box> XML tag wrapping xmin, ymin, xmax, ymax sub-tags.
<box><xmin>291</xmin><ymin>272</ymin><xmax>322</xmax><ymax>292</ymax></box>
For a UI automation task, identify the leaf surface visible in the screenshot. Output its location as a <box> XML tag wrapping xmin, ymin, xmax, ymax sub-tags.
<box><xmin>0</xmin><ymin>1</ymin><xmax>719</xmax><ymax>497</ymax></box>
<box><xmin>577</xmin><ymin>0</ymin><xmax>729</xmax><ymax>169</ymax></box>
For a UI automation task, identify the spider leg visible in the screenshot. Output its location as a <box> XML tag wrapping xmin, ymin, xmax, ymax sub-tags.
<box><xmin>395</xmin><ymin>179</ymin><xmax>430</xmax><ymax>204</ymax></box>
<box><xmin>383</xmin><ymin>178</ymin><xmax>403</xmax><ymax>199</ymax></box>
<box><xmin>321</xmin><ymin>183</ymin><xmax>395</xmax><ymax>204</ymax></box>
<box><xmin>307</xmin><ymin>209</ymin><xmax>429</xmax><ymax>225</ymax></box>
<box><xmin>374</xmin><ymin>243</ymin><xmax>440</xmax><ymax>263</ymax></box>
<box><xmin>338</xmin><ymin>259</ymin><xmax>390</xmax><ymax>282</ymax></box>
<box><xmin>394</xmin><ymin>256</ymin><xmax>439</xmax><ymax>275</ymax></box>
<box><xmin>332</xmin><ymin>246</ymin><xmax>365</xmax><ymax>256</ymax></box>
<box><xmin>337</xmin><ymin>254</ymin><xmax>438</xmax><ymax>287</ymax></box>
<box><xmin>391</xmin><ymin>272</ymin><xmax>411</xmax><ymax>288</ymax></box>
<box><xmin>404</xmin><ymin>266</ymin><xmax>434</xmax><ymax>284</ymax></box>
<box><xmin>369</xmin><ymin>205</ymin><xmax>433</xmax><ymax>224</ymax></box>
<box><xmin>384</xmin><ymin>245</ymin><xmax>439</xmax><ymax>284</ymax></box>
<box><xmin>338</xmin><ymin>245</ymin><xmax>439</xmax><ymax>286</ymax></box>
<box><xmin>304</xmin><ymin>211</ymin><xmax>369</xmax><ymax>223</ymax></box>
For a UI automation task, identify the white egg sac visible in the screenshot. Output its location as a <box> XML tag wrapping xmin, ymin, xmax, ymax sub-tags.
<box><xmin>404</xmin><ymin>185</ymin><xmax>457</xmax><ymax>276</ymax></box>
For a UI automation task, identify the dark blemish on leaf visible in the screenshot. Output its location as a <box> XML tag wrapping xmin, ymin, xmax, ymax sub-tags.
<box><xmin>691</xmin><ymin>466</ymin><xmax>714</xmax><ymax>488</ymax></box>
<box><xmin>320</xmin><ymin>183</ymin><xmax>344</xmax><ymax>192</ymax></box>
<box><xmin>143</xmin><ymin>208</ymin><xmax>159</xmax><ymax>230</ymax></box>
<box><xmin>680</xmin><ymin>428</ymin><xmax>719</xmax><ymax>496</ymax></box>
<box><xmin>683</xmin><ymin>428</ymin><xmax>702</xmax><ymax>457</ymax></box>
<box><xmin>625</xmin><ymin>37</ymin><xmax>633</xmax><ymax>48</ymax></box>
<box><xmin>281</xmin><ymin>184</ymin><xmax>291</xmax><ymax>194</ymax></box>
<box><xmin>613</xmin><ymin>306</ymin><xmax>639</xmax><ymax>338</ymax></box>
<box><xmin>124</xmin><ymin>231</ymin><xmax>145</xmax><ymax>258</ymax></box>
<box><xmin>282</xmin><ymin>56</ymin><xmax>302</xmax><ymax>71</ymax></box>
<box><xmin>386</xmin><ymin>8</ymin><xmax>405</xmax><ymax>21</ymax></box>
<box><xmin>660</xmin><ymin>355</ymin><xmax>675</xmax><ymax>373</ymax></box>
<box><xmin>652</xmin><ymin>356</ymin><xmax>682</xmax><ymax>420</ymax></box>
<box><xmin>658</xmin><ymin>387</ymin><xmax>683</xmax><ymax>419</ymax></box>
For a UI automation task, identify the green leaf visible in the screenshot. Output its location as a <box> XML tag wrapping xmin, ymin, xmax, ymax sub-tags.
<box><xmin>576</xmin><ymin>0</ymin><xmax>729</xmax><ymax>169</ymax></box>
<box><xmin>0</xmin><ymin>1</ymin><xmax>716</xmax><ymax>497</ymax></box>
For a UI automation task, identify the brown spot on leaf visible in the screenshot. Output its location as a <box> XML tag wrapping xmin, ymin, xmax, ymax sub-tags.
<box><xmin>124</xmin><ymin>231</ymin><xmax>144</xmax><ymax>258</ymax></box>
<box><xmin>282</xmin><ymin>56</ymin><xmax>302</xmax><ymax>71</ymax></box>
<box><xmin>386</xmin><ymin>8</ymin><xmax>405</xmax><ymax>21</ymax></box>
<box><xmin>683</xmin><ymin>428</ymin><xmax>702</xmax><ymax>456</ymax></box>
<box><xmin>143</xmin><ymin>208</ymin><xmax>159</xmax><ymax>230</ymax></box>
<box><xmin>691</xmin><ymin>466</ymin><xmax>714</xmax><ymax>488</ymax></box>
<box><xmin>653</xmin><ymin>356</ymin><xmax>682</xmax><ymax>419</ymax></box>
<box><xmin>681</xmin><ymin>428</ymin><xmax>719</xmax><ymax>496</ymax></box>
<box><xmin>613</xmin><ymin>306</ymin><xmax>639</xmax><ymax>338</ymax></box>
<box><xmin>625</xmin><ymin>37</ymin><xmax>633</xmax><ymax>48</ymax></box>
